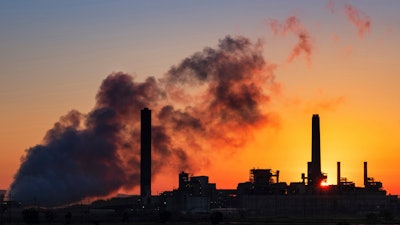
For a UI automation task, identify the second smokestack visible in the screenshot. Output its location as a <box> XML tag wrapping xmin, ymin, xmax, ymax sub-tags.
<box><xmin>140</xmin><ymin>108</ymin><xmax>152</xmax><ymax>200</ymax></box>
<box><xmin>310</xmin><ymin>114</ymin><xmax>322</xmax><ymax>186</ymax></box>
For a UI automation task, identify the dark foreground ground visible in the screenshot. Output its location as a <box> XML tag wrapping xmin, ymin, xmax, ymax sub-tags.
<box><xmin>3</xmin><ymin>207</ymin><xmax>400</xmax><ymax>225</ymax></box>
<box><xmin>3</xmin><ymin>216</ymin><xmax>400</xmax><ymax>225</ymax></box>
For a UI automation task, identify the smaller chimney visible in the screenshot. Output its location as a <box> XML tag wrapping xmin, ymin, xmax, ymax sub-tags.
<box><xmin>337</xmin><ymin>161</ymin><xmax>341</xmax><ymax>186</ymax></box>
<box><xmin>276</xmin><ymin>170</ymin><xmax>280</xmax><ymax>183</ymax></box>
<box><xmin>301</xmin><ymin>173</ymin><xmax>305</xmax><ymax>183</ymax></box>
<box><xmin>364</xmin><ymin>161</ymin><xmax>368</xmax><ymax>187</ymax></box>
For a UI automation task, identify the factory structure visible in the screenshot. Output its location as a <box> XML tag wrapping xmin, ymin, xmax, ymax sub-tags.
<box><xmin>138</xmin><ymin>111</ymin><xmax>397</xmax><ymax>215</ymax></box>
<box><xmin>1</xmin><ymin>109</ymin><xmax>398</xmax><ymax>224</ymax></box>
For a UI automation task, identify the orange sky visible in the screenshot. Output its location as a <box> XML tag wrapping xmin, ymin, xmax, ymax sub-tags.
<box><xmin>1</xmin><ymin>1</ymin><xmax>400</xmax><ymax>200</ymax></box>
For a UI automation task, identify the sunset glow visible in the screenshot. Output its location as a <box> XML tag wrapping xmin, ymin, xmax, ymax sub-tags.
<box><xmin>1</xmin><ymin>1</ymin><xmax>400</xmax><ymax>204</ymax></box>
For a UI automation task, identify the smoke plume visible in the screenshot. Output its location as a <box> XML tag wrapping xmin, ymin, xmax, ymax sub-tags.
<box><xmin>328</xmin><ymin>0</ymin><xmax>371</xmax><ymax>38</ymax></box>
<box><xmin>344</xmin><ymin>3</ymin><xmax>371</xmax><ymax>38</ymax></box>
<box><xmin>9</xmin><ymin>35</ymin><xmax>278</xmax><ymax>207</ymax></box>
<box><xmin>268</xmin><ymin>16</ymin><xmax>313</xmax><ymax>65</ymax></box>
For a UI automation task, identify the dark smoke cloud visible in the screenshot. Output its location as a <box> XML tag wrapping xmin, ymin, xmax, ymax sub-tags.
<box><xmin>10</xmin><ymin>35</ymin><xmax>278</xmax><ymax>207</ymax></box>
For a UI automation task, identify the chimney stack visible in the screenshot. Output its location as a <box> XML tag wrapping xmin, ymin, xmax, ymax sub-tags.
<box><xmin>337</xmin><ymin>161</ymin><xmax>341</xmax><ymax>186</ymax></box>
<box><xmin>140</xmin><ymin>108</ymin><xmax>152</xmax><ymax>201</ymax></box>
<box><xmin>310</xmin><ymin>114</ymin><xmax>322</xmax><ymax>186</ymax></box>
<box><xmin>276</xmin><ymin>170</ymin><xmax>280</xmax><ymax>183</ymax></box>
<box><xmin>364</xmin><ymin>161</ymin><xmax>368</xmax><ymax>187</ymax></box>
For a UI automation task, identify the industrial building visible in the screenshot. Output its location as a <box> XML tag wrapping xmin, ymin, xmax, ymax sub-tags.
<box><xmin>160</xmin><ymin>172</ymin><xmax>216</xmax><ymax>213</ymax></box>
<box><xmin>4</xmin><ymin>111</ymin><xmax>398</xmax><ymax>223</ymax></box>
<box><xmin>96</xmin><ymin>110</ymin><xmax>397</xmax><ymax>216</ymax></box>
<box><xmin>158</xmin><ymin>114</ymin><xmax>398</xmax><ymax>216</ymax></box>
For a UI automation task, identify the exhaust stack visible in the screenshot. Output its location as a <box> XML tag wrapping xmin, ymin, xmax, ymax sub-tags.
<box><xmin>364</xmin><ymin>161</ymin><xmax>368</xmax><ymax>187</ymax></box>
<box><xmin>337</xmin><ymin>161</ymin><xmax>341</xmax><ymax>186</ymax></box>
<box><xmin>140</xmin><ymin>108</ymin><xmax>152</xmax><ymax>201</ymax></box>
<box><xmin>308</xmin><ymin>114</ymin><xmax>323</xmax><ymax>186</ymax></box>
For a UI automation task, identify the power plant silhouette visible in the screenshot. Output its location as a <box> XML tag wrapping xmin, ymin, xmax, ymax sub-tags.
<box><xmin>135</xmin><ymin>111</ymin><xmax>397</xmax><ymax>215</ymax></box>
<box><xmin>1</xmin><ymin>110</ymin><xmax>397</xmax><ymax>222</ymax></box>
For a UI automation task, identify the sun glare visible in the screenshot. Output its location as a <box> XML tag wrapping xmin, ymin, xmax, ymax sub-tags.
<box><xmin>320</xmin><ymin>181</ymin><xmax>330</xmax><ymax>187</ymax></box>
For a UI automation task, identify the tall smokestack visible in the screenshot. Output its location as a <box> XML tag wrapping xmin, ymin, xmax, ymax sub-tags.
<box><xmin>364</xmin><ymin>161</ymin><xmax>368</xmax><ymax>187</ymax></box>
<box><xmin>310</xmin><ymin>114</ymin><xmax>322</xmax><ymax>186</ymax></box>
<box><xmin>141</xmin><ymin>108</ymin><xmax>152</xmax><ymax>200</ymax></box>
